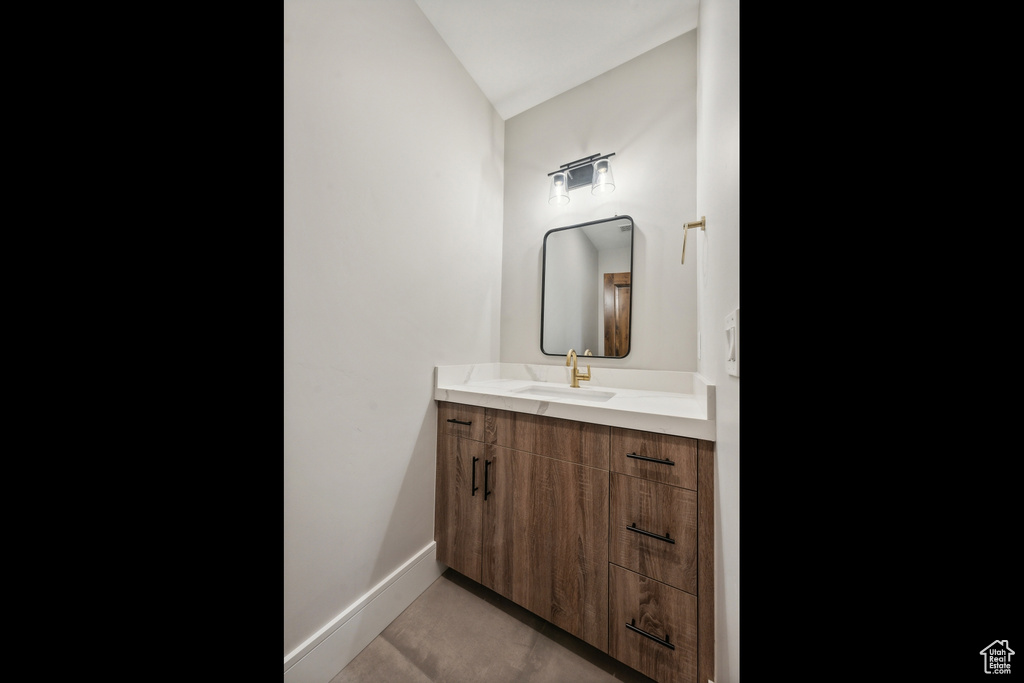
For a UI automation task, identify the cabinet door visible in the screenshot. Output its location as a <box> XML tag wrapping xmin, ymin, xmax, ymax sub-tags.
<box><xmin>610</xmin><ymin>428</ymin><xmax>697</xmax><ymax>490</ymax></box>
<box><xmin>481</xmin><ymin>446</ymin><xmax>514</xmax><ymax>600</ymax></box>
<box><xmin>510</xmin><ymin>451</ymin><xmax>609</xmax><ymax>652</ymax></box>
<box><xmin>610</xmin><ymin>473</ymin><xmax>697</xmax><ymax>594</ymax></box>
<box><xmin>511</xmin><ymin>413</ymin><xmax>609</xmax><ymax>469</ymax></box>
<box><xmin>609</xmin><ymin>564</ymin><xmax>697</xmax><ymax>683</ymax></box>
<box><xmin>434</xmin><ymin>434</ymin><xmax>485</xmax><ymax>583</ymax></box>
<box><xmin>438</xmin><ymin>402</ymin><xmax>486</xmax><ymax>442</ymax></box>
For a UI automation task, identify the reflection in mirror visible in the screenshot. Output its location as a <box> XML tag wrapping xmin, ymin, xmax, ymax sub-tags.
<box><xmin>541</xmin><ymin>216</ymin><xmax>633</xmax><ymax>358</ymax></box>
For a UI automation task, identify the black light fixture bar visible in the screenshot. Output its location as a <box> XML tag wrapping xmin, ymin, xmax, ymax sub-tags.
<box><xmin>547</xmin><ymin>152</ymin><xmax>615</xmax><ymax>176</ymax></box>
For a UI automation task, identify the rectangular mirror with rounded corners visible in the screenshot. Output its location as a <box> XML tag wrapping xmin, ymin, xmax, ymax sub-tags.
<box><xmin>541</xmin><ymin>215</ymin><xmax>633</xmax><ymax>358</ymax></box>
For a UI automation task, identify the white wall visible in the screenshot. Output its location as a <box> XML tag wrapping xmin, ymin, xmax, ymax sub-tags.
<box><xmin>695</xmin><ymin>0</ymin><xmax>741</xmax><ymax>680</ymax></box>
<box><xmin>283</xmin><ymin>0</ymin><xmax>504</xmax><ymax>665</ymax></box>
<box><xmin>501</xmin><ymin>33</ymin><xmax>699</xmax><ymax>370</ymax></box>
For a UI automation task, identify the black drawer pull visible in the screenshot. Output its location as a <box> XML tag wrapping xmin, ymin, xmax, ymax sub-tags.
<box><xmin>627</xmin><ymin>523</ymin><xmax>676</xmax><ymax>544</ymax></box>
<box><xmin>447</xmin><ymin>418</ymin><xmax>472</xmax><ymax>426</ymax></box>
<box><xmin>484</xmin><ymin>459</ymin><xmax>492</xmax><ymax>500</ymax></box>
<box><xmin>471</xmin><ymin>456</ymin><xmax>479</xmax><ymax>496</ymax></box>
<box><xmin>626</xmin><ymin>619</ymin><xmax>675</xmax><ymax>650</ymax></box>
<box><xmin>626</xmin><ymin>452</ymin><xmax>675</xmax><ymax>466</ymax></box>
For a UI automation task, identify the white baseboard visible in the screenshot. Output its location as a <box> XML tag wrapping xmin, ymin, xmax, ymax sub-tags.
<box><xmin>283</xmin><ymin>542</ymin><xmax>444</xmax><ymax>683</ymax></box>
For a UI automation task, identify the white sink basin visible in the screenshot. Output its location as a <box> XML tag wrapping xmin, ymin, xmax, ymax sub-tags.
<box><xmin>511</xmin><ymin>384</ymin><xmax>615</xmax><ymax>403</ymax></box>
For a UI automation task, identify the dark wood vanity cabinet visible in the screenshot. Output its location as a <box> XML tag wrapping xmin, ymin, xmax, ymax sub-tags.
<box><xmin>435</xmin><ymin>401</ymin><xmax>608</xmax><ymax>650</ymax></box>
<box><xmin>434</xmin><ymin>404</ymin><xmax>514</xmax><ymax>597</ymax></box>
<box><xmin>505</xmin><ymin>406</ymin><xmax>611</xmax><ymax>651</ymax></box>
<box><xmin>606</xmin><ymin>426</ymin><xmax>713</xmax><ymax>683</ymax></box>
<box><xmin>508</xmin><ymin>446</ymin><xmax>609</xmax><ymax>649</ymax></box>
<box><xmin>435</xmin><ymin>401</ymin><xmax>713</xmax><ymax>683</ymax></box>
<box><xmin>609</xmin><ymin>472</ymin><xmax>697</xmax><ymax>594</ymax></box>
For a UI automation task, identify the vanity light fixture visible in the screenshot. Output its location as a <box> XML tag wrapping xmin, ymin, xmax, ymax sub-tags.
<box><xmin>547</xmin><ymin>153</ymin><xmax>616</xmax><ymax>205</ymax></box>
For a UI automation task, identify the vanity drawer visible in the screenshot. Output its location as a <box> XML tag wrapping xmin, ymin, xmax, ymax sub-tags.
<box><xmin>609</xmin><ymin>564</ymin><xmax>697</xmax><ymax>683</ymax></box>
<box><xmin>438</xmin><ymin>402</ymin><xmax>486</xmax><ymax>442</ymax></box>
<box><xmin>609</xmin><ymin>428</ymin><xmax>697</xmax><ymax>490</ymax></box>
<box><xmin>510</xmin><ymin>412</ymin><xmax>609</xmax><ymax>470</ymax></box>
<box><xmin>609</xmin><ymin>473</ymin><xmax>697</xmax><ymax>594</ymax></box>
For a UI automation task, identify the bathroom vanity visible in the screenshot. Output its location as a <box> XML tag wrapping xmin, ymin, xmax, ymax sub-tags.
<box><xmin>433</xmin><ymin>363</ymin><xmax>714</xmax><ymax>683</ymax></box>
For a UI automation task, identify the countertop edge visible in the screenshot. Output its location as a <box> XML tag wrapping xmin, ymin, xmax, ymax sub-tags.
<box><xmin>434</xmin><ymin>387</ymin><xmax>716</xmax><ymax>441</ymax></box>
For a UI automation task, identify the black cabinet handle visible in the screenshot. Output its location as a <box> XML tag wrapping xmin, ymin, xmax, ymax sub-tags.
<box><xmin>484</xmin><ymin>459</ymin><xmax>492</xmax><ymax>500</ymax></box>
<box><xmin>447</xmin><ymin>418</ymin><xmax>472</xmax><ymax>426</ymax></box>
<box><xmin>471</xmin><ymin>456</ymin><xmax>479</xmax><ymax>496</ymax></box>
<box><xmin>626</xmin><ymin>452</ymin><xmax>675</xmax><ymax>466</ymax></box>
<box><xmin>626</xmin><ymin>619</ymin><xmax>675</xmax><ymax>650</ymax></box>
<box><xmin>627</xmin><ymin>523</ymin><xmax>676</xmax><ymax>544</ymax></box>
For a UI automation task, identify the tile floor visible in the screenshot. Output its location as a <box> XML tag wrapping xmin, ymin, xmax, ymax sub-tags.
<box><xmin>331</xmin><ymin>568</ymin><xmax>656</xmax><ymax>683</ymax></box>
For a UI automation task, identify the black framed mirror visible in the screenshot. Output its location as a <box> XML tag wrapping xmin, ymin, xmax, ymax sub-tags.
<box><xmin>541</xmin><ymin>215</ymin><xmax>634</xmax><ymax>358</ymax></box>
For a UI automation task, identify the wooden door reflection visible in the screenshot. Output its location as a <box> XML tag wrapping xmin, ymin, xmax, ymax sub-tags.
<box><xmin>603</xmin><ymin>272</ymin><xmax>631</xmax><ymax>356</ymax></box>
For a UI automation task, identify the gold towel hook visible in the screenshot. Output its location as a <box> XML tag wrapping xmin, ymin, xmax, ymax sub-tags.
<box><xmin>681</xmin><ymin>216</ymin><xmax>705</xmax><ymax>264</ymax></box>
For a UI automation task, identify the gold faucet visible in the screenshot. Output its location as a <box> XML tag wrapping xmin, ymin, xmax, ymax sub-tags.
<box><xmin>566</xmin><ymin>348</ymin><xmax>592</xmax><ymax>388</ymax></box>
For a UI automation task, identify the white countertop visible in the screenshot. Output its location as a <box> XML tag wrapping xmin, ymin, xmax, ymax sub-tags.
<box><xmin>434</xmin><ymin>363</ymin><xmax>716</xmax><ymax>441</ymax></box>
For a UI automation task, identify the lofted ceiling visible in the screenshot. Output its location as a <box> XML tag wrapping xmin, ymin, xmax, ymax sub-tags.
<box><xmin>414</xmin><ymin>0</ymin><xmax>699</xmax><ymax>120</ymax></box>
